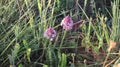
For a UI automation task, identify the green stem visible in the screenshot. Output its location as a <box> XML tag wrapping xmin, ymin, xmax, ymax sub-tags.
<box><xmin>48</xmin><ymin>41</ymin><xmax>53</xmax><ymax>67</ymax></box>
<box><xmin>59</xmin><ymin>31</ymin><xmax>67</xmax><ymax>51</ymax></box>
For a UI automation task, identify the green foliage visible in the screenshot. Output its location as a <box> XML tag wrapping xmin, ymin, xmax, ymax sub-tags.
<box><xmin>8</xmin><ymin>43</ymin><xmax>20</xmax><ymax>65</ymax></box>
<box><xmin>60</xmin><ymin>53</ymin><xmax>67</xmax><ymax>67</ymax></box>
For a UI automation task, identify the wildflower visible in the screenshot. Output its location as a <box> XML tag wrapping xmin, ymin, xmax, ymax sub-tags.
<box><xmin>61</xmin><ymin>15</ymin><xmax>73</xmax><ymax>31</ymax></box>
<box><xmin>107</xmin><ymin>40</ymin><xmax>116</xmax><ymax>52</ymax></box>
<box><xmin>113</xmin><ymin>63</ymin><xmax>120</xmax><ymax>67</ymax></box>
<box><xmin>44</xmin><ymin>27</ymin><xmax>56</xmax><ymax>41</ymax></box>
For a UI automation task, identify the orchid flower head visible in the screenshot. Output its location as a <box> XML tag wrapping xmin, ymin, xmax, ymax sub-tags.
<box><xmin>61</xmin><ymin>15</ymin><xmax>73</xmax><ymax>31</ymax></box>
<box><xmin>44</xmin><ymin>27</ymin><xmax>56</xmax><ymax>41</ymax></box>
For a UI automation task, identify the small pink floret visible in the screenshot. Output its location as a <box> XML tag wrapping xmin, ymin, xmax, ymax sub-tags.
<box><xmin>61</xmin><ymin>15</ymin><xmax>73</xmax><ymax>31</ymax></box>
<box><xmin>44</xmin><ymin>27</ymin><xmax>56</xmax><ymax>41</ymax></box>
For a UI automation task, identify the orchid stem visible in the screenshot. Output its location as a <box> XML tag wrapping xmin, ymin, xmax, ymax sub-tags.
<box><xmin>59</xmin><ymin>31</ymin><xmax>67</xmax><ymax>52</ymax></box>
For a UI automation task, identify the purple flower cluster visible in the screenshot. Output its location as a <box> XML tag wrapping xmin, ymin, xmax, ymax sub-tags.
<box><xmin>44</xmin><ymin>15</ymin><xmax>73</xmax><ymax>40</ymax></box>
<box><xmin>61</xmin><ymin>15</ymin><xmax>73</xmax><ymax>31</ymax></box>
<box><xmin>44</xmin><ymin>27</ymin><xmax>56</xmax><ymax>41</ymax></box>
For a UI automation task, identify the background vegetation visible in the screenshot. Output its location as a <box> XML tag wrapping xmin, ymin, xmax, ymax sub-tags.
<box><xmin>0</xmin><ymin>0</ymin><xmax>120</xmax><ymax>67</ymax></box>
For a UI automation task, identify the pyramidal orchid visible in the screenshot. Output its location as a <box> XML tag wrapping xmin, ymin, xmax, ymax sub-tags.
<box><xmin>61</xmin><ymin>15</ymin><xmax>73</xmax><ymax>31</ymax></box>
<box><xmin>44</xmin><ymin>27</ymin><xmax>56</xmax><ymax>41</ymax></box>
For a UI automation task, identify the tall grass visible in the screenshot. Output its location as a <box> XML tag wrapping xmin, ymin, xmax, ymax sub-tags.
<box><xmin>0</xmin><ymin>0</ymin><xmax>120</xmax><ymax>67</ymax></box>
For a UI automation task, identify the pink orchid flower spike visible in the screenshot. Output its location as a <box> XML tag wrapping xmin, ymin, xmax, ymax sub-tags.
<box><xmin>61</xmin><ymin>15</ymin><xmax>73</xmax><ymax>31</ymax></box>
<box><xmin>44</xmin><ymin>27</ymin><xmax>56</xmax><ymax>41</ymax></box>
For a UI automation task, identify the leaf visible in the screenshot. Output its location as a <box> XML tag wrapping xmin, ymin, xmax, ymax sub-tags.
<box><xmin>60</xmin><ymin>53</ymin><xmax>67</xmax><ymax>67</ymax></box>
<box><xmin>43</xmin><ymin>65</ymin><xmax>48</xmax><ymax>67</ymax></box>
<box><xmin>8</xmin><ymin>43</ymin><xmax>20</xmax><ymax>65</ymax></box>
